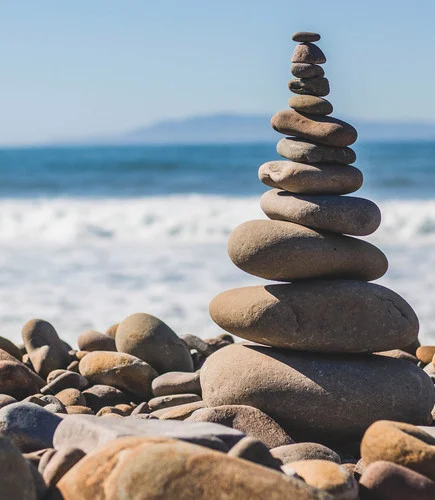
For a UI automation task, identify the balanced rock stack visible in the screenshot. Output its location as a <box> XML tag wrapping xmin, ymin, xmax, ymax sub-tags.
<box><xmin>203</xmin><ymin>31</ymin><xmax>435</xmax><ymax>444</ymax></box>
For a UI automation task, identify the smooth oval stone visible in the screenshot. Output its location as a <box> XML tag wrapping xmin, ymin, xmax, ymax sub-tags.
<box><xmin>157</xmin><ymin>401</ymin><xmax>205</xmax><ymax>420</ymax></box>
<box><xmin>0</xmin><ymin>360</ymin><xmax>40</xmax><ymax>399</ymax></box>
<box><xmin>152</xmin><ymin>371</ymin><xmax>201</xmax><ymax>397</ymax></box>
<box><xmin>22</xmin><ymin>319</ymin><xmax>70</xmax><ymax>379</ymax></box>
<box><xmin>417</xmin><ymin>346</ymin><xmax>435</xmax><ymax>364</ymax></box>
<box><xmin>277</xmin><ymin>137</ymin><xmax>356</xmax><ymax>164</ymax></box>
<box><xmin>115</xmin><ymin>313</ymin><xmax>193</xmax><ymax>374</ymax></box>
<box><xmin>291</xmin><ymin>63</ymin><xmax>324</xmax><ymax>78</ymax></box>
<box><xmin>287</xmin><ymin>460</ymin><xmax>358</xmax><ymax>499</ymax></box>
<box><xmin>0</xmin><ymin>336</ymin><xmax>22</xmax><ymax>360</ymax></box>
<box><xmin>292</xmin><ymin>43</ymin><xmax>326</xmax><ymax>64</ymax></box>
<box><xmin>209</xmin><ymin>282</ymin><xmax>419</xmax><ymax>353</ymax></box>
<box><xmin>271</xmin><ymin>110</ymin><xmax>358</xmax><ymax>147</ymax></box>
<box><xmin>200</xmin><ymin>344</ymin><xmax>435</xmax><ymax>443</ymax></box>
<box><xmin>79</xmin><ymin>351</ymin><xmax>158</xmax><ymax>400</ymax></box>
<box><xmin>289</xmin><ymin>77</ymin><xmax>330</xmax><ymax>97</ymax></box>
<box><xmin>82</xmin><ymin>385</ymin><xmax>130</xmax><ymax>413</ymax></box>
<box><xmin>260</xmin><ymin>190</ymin><xmax>381</xmax><ymax>236</ymax></box>
<box><xmin>359</xmin><ymin>460</ymin><xmax>435</xmax><ymax>500</ymax></box>
<box><xmin>228</xmin><ymin>437</ymin><xmax>282</xmax><ymax>471</ymax></box>
<box><xmin>259</xmin><ymin>161</ymin><xmax>362</xmax><ymax>195</ymax></box>
<box><xmin>77</xmin><ymin>330</ymin><xmax>116</xmax><ymax>352</ymax></box>
<box><xmin>148</xmin><ymin>393</ymin><xmax>201</xmax><ymax>412</ymax></box>
<box><xmin>105</xmin><ymin>323</ymin><xmax>119</xmax><ymax>338</ymax></box>
<box><xmin>228</xmin><ymin>220</ymin><xmax>388</xmax><ymax>282</ymax></box>
<box><xmin>289</xmin><ymin>95</ymin><xmax>333</xmax><ymax>115</ymax></box>
<box><xmin>187</xmin><ymin>405</ymin><xmax>294</xmax><ymax>449</ymax></box>
<box><xmin>58</xmin><ymin>436</ymin><xmax>331</xmax><ymax>500</ymax></box>
<box><xmin>56</xmin><ymin>389</ymin><xmax>86</xmax><ymax>407</ymax></box>
<box><xmin>292</xmin><ymin>31</ymin><xmax>321</xmax><ymax>42</ymax></box>
<box><xmin>42</xmin><ymin>447</ymin><xmax>85</xmax><ymax>487</ymax></box>
<box><xmin>271</xmin><ymin>443</ymin><xmax>341</xmax><ymax>464</ymax></box>
<box><xmin>361</xmin><ymin>421</ymin><xmax>435</xmax><ymax>480</ymax></box>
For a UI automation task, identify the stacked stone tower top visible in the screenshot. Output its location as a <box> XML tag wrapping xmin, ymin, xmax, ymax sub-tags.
<box><xmin>201</xmin><ymin>32</ymin><xmax>434</xmax><ymax>444</ymax></box>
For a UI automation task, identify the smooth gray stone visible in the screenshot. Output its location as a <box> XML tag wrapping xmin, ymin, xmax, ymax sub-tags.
<box><xmin>0</xmin><ymin>403</ymin><xmax>62</xmax><ymax>452</ymax></box>
<box><xmin>53</xmin><ymin>414</ymin><xmax>244</xmax><ymax>453</ymax></box>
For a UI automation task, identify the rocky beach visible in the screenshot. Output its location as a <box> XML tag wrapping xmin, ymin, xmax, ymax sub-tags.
<box><xmin>1</xmin><ymin>31</ymin><xmax>435</xmax><ymax>500</ymax></box>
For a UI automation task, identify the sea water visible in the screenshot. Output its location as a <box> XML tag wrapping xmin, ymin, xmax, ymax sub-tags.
<box><xmin>0</xmin><ymin>141</ymin><xmax>434</xmax><ymax>346</ymax></box>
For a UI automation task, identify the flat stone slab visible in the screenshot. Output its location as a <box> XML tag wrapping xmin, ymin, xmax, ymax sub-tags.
<box><xmin>53</xmin><ymin>414</ymin><xmax>244</xmax><ymax>453</ymax></box>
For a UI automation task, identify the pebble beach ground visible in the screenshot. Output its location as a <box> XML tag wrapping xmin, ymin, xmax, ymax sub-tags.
<box><xmin>1</xmin><ymin>31</ymin><xmax>435</xmax><ymax>499</ymax></box>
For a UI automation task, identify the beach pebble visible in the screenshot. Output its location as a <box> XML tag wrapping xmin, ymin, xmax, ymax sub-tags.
<box><xmin>151</xmin><ymin>370</ymin><xmax>201</xmax><ymax>397</ymax></box>
<box><xmin>57</xmin><ymin>436</ymin><xmax>331</xmax><ymax>500</ymax></box>
<box><xmin>65</xmin><ymin>405</ymin><xmax>94</xmax><ymax>415</ymax></box>
<box><xmin>55</xmin><ymin>389</ymin><xmax>86</xmax><ymax>407</ymax></box>
<box><xmin>200</xmin><ymin>344</ymin><xmax>434</xmax><ymax>443</ymax></box>
<box><xmin>277</xmin><ymin>137</ymin><xmax>357</xmax><ymax>164</ymax></box>
<box><xmin>292</xmin><ymin>43</ymin><xmax>326</xmax><ymax>64</ymax></box>
<box><xmin>96</xmin><ymin>406</ymin><xmax>127</xmax><ymax>417</ymax></box>
<box><xmin>228</xmin><ymin>220</ymin><xmax>388</xmax><ymax>282</ymax></box>
<box><xmin>131</xmin><ymin>402</ymin><xmax>150</xmax><ymax>415</ymax></box>
<box><xmin>157</xmin><ymin>401</ymin><xmax>205</xmax><ymax>420</ymax></box>
<box><xmin>359</xmin><ymin>460</ymin><xmax>435</xmax><ymax>499</ymax></box>
<box><xmin>115</xmin><ymin>313</ymin><xmax>193</xmax><ymax>374</ymax></box>
<box><xmin>79</xmin><ymin>351</ymin><xmax>158</xmax><ymax>400</ymax></box>
<box><xmin>0</xmin><ymin>434</ymin><xmax>37</xmax><ymax>499</ymax></box>
<box><xmin>286</xmin><ymin>460</ymin><xmax>358</xmax><ymax>499</ymax></box>
<box><xmin>289</xmin><ymin>95</ymin><xmax>333</xmax><ymax>115</ymax></box>
<box><xmin>0</xmin><ymin>336</ymin><xmax>22</xmax><ymax>360</ymax></box>
<box><xmin>82</xmin><ymin>385</ymin><xmax>130</xmax><ymax>413</ymax></box>
<box><xmin>260</xmin><ymin>190</ymin><xmax>381</xmax><ymax>236</ymax></box>
<box><xmin>228</xmin><ymin>436</ymin><xmax>282</xmax><ymax>471</ymax></box>
<box><xmin>291</xmin><ymin>63</ymin><xmax>324</xmax><ymax>78</ymax></box>
<box><xmin>259</xmin><ymin>161</ymin><xmax>362</xmax><ymax>195</ymax></box>
<box><xmin>148</xmin><ymin>393</ymin><xmax>201</xmax><ymax>412</ymax></box>
<box><xmin>187</xmin><ymin>405</ymin><xmax>293</xmax><ymax>449</ymax></box>
<box><xmin>21</xmin><ymin>320</ymin><xmax>70</xmax><ymax>379</ymax></box>
<box><xmin>271</xmin><ymin>110</ymin><xmax>358</xmax><ymax>147</ymax></box>
<box><xmin>181</xmin><ymin>334</ymin><xmax>216</xmax><ymax>357</ymax></box>
<box><xmin>289</xmin><ymin>77</ymin><xmax>330</xmax><ymax>97</ymax></box>
<box><xmin>0</xmin><ymin>348</ymin><xmax>46</xmax><ymax>389</ymax></box>
<box><xmin>292</xmin><ymin>31</ymin><xmax>321</xmax><ymax>42</ymax></box>
<box><xmin>53</xmin><ymin>414</ymin><xmax>244</xmax><ymax>453</ymax></box>
<box><xmin>361</xmin><ymin>420</ymin><xmax>435</xmax><ymax>481</ymax></box>
<box><xmin>77</xmin><ymin>330</ymin><xmax>116</xmax><ymax>352</ymax></box>
<box><xmin>210</xmin><ymin>282</ymin><xmax>418</xmax><ymax>352</ymax></box>
<box><xmin>42</xmin><ymin>448</ymin><xmax>85</xmax><ymax>487</ymax></box>
<box><xmin>417</xmin><ymin>346</ymin><xmax>435</xmax><ymax>364</ymax></box>
<box><xmin>0</xmin><ymin>394</ymin><xmax>17</xmax><ymax>409</ymax></box>
<box><xmin>375</xmin><ymin>349</ymin><xmax>418</xmax><ymax>364</ymax></box>
<box><xmin>0</xmin><ymin>402</ymin><xmax>62</xmax><ymax>452</ymax></box>
<box><xmin>0</xmin><ymin>360</ymin><xmax>40</xmax><ymax>399</ymax></box>
<box><xmin>105</xmin><ymin>323</ymin><xmax>119</xmax><ymax>338</ymax></box>
<box><xmin>42</xmin><ymin>371</ymin><xmax>88</xmax><ymax>394</ymax></box>
<box><xmin>271</xmin><ymin>443</ymin><xmax>341</xmax><ymax>464</ymax></box>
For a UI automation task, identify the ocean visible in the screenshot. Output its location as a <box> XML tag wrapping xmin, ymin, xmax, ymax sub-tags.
<box><xmin>0</xmin><ymin>141</ymin><xmax>434</xmax><ymax>346</ymax></box>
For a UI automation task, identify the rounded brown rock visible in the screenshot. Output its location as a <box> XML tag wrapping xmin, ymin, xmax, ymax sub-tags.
<box><xmin>209</xmin><ymin>282</ymin><xmax>418</xmax><ymax>353</ymax></box>
<box><xmin>77</xmin><ymin>330</ymin><xmax>116</xmax><ymax>352</ymax></box>
<box><xmin>259</xmin><ymin>161</ymin><xmax>362</xmax><ymax>195</ymax></box>
<box><xmin>57</xmin><ymin>436</ymin><xmax>331</xmax><ymax>499</ymax></box>
<box><xmin>286</xmin><ymin>460</ymin><xmax>358</xmax><ymax>499</ymax></box>
<box><xmin>289</xmin><ymin>77</ymin><xmax>330</xmax><ymax>97</ymax></box>
<box><xmin>289</xmin><ymin>95</ymin><xmax>333</xmax><ymax>115</ymax></box>
<box><xmin>228</xmin><ymin>220</ymin><xmax>388</xmax><ymax>282</ymax></box>
<box><xmin>291</xmin><ymin>63</ymin><xmax>324</xmax><ymax>78</ymax></box>
<box><xmin>200</xmin><ymin>344</ymin><xmax>434</xmax><ymax>443</ymax></box>
<box><xmin>292</xmin><ymin>43</ymin><xmax>326</xmax><ymax>64</ymax></box>
<box><xmin>79</xmin><ymin>352</ymin><xmax>158</xmax><ymax>400</ymax></box>
<box><xmin>152</xmin><ymin>371</ymin><xmax>201</xmax><ymax>397</ymax></box>
<box><xmin>157</xmin><ymin>401</ymin><xmax>205</xmax><ymax>420</ymax></box>
<box><xmin>0</xmin><ymin>336</ymin><xmax>22</xmax><ymax>360</ymax></box>
<box><xmin>105</xmin><ymin>323</ymin><xmax>119</xmax><ymax>339</ymax></box>
<box><xmin>21</xmin><ymin>319</ymin><xmax>70</xmax><ymax>379</ymax></box>
<box><xmin>55</xmin><ymin>389</ymin><xmax>86</xmax><ymax>407</ymax></box>
<box><xmin>115</xmin><ymin>313</ymin><xmax>193</xmax><ymax>374</ymax></box>
<box><xmin>359</xmin><ymin>460</ymin><xmax>435</xmax><ymax>499</ymax></box>
<box><xmin>361</xmin><ymin>421</ymin><xmax>435</xmax><ymax>480</ymax></box>
<box><xmin>417</xmin><ymin>346</ymin><xmax>435</xmax><ymax>364</ymax></box>
<box><xmin>0</xmin><ymin>360</ymin><xmax>40</xmax><ymax>399</ymax></box>
<box><xmin>187</xmin><ymin>405</ymin><xmax>294</xmax><ymax>449</ymax></box>
<box><xmin>148</xmin><ymin>393</ymin><xmax>201</xmax><ymax>412</ymax></box>
<box><xmin>292</xmin><ymin>32</ymin><xmax>321</xmax><ymax>42</ymax></box>
<box><xmin>65</xmin><ymin>405</ymin><xmax>94</xmax><ymax>415</ymax></box>
<box><xmin>271</xmin><ymin>110</ymin><xmax>358</xmax><ymax>147</ymax></box>
<box><xmin>277</xmin><ymin>137</ymin><xmax>356</xmax><ymax>164</ymax></box>
<box><xmin>260</xmin><ymin>190</ymin><xmax>381</xmax><ymax>236</ymax></box>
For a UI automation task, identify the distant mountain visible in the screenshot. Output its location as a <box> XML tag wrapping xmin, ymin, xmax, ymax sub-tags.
<box><xmin>113</xmin><ymin>113</ymin><xmax>435</xmax><ymax>144</ymax></box>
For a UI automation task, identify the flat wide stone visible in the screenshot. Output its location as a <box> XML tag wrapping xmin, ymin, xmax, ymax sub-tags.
<box><xmin>228</xmin><ymin>220</ymin><xmax>388</xmax><ymax>281</ymax></box>
<box><xmin>277</xmin><ymin>137</ymin><xmax>356</xmax><ymax>164</ymax></box>
<box><xmin>289</xmin><ymin>95</ymin><xmax>333</xmax><ymax>115</ymax></box>
<box><xmin>289</xmin><ymin>77</ymin><xmax>330</xmax><ymax>97</ymax></box>
<box><xmin>209</xmin><ymin>281</ymin><xmax>419</xmax><ymax>353</ymax></box>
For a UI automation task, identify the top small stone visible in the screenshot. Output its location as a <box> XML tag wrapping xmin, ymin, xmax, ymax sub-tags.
<box><xmin>292</xmin><ymin>31</ymin><xmax>320</xmax><ymax>42</ymax></box>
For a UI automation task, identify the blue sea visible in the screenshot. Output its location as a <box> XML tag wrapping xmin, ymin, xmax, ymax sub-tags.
<box><xmin>0</xmin><ymin>141</ymin><xmax>434</xmax><ymax>345</ymax></box>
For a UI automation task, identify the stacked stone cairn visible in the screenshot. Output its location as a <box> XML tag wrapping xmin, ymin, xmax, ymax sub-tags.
<box><xmin>1</xmin><ymin>32</ymin><xmax>435</xmax><ymax>500</ymax></box>
<box><xmin>204</xmin><ymin>31</ymin><xmax>435</xmax><ymax>447</ymax></box>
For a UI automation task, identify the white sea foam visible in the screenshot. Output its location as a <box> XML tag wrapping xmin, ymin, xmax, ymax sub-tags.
<box><xmin>0</xmin><ymin>195</ymin><xmax>434</xmax><ymax>346</ymax></box>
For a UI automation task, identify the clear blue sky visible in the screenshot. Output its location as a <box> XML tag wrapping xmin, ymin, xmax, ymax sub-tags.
<box><xmin>0</xmin><ymin>0</ymin><xmax>434</xmax><ymax>144</ymax></box>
